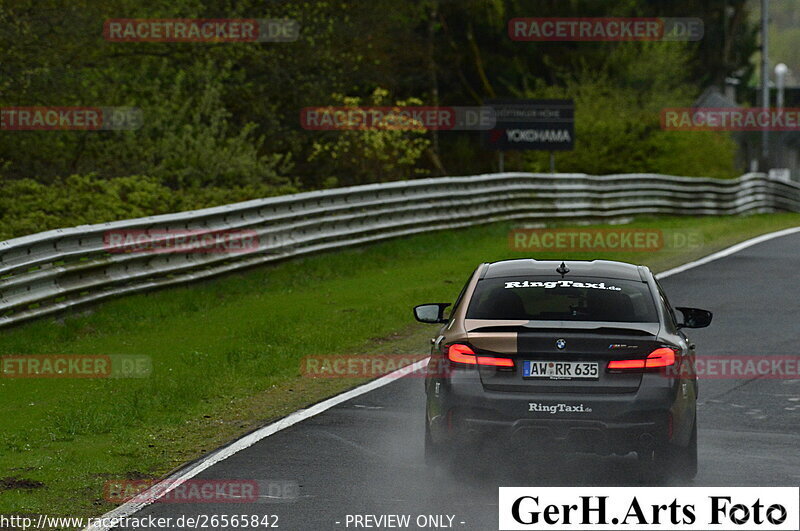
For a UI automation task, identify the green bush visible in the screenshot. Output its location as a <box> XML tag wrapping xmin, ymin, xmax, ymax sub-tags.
<box><xmin>80</xmin><ymin>60</ymin><xmax>295</xmax><ymax>191</ymax></box>
<box><xmin>521</xmin><ymin>43</ymin><xmax>738</xmax><ymax>179</ymax></box>
<box><xmin>306</xmin><ymin>88</ymin><xmax>432</xmax><ymax>187</ymax></box>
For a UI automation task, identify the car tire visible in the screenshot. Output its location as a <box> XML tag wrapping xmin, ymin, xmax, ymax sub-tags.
<box><xmin>676</xmin><ymin>418</ymin><xmax>698</xmax><ymax>480</ymax></box>
<box><xmin>638</xmin><ymin>418</ymin><xmax>698</xmax><ymax>482</ymax></box>
<box><xmin>637</xmin><ymin>448</ymin><xmax>668</xmax><ymax>483</ymax></box>
<box><xmin>424</xmin><ymin>421</ymin><xmax>443</xmax><ymax>467</ymax></box>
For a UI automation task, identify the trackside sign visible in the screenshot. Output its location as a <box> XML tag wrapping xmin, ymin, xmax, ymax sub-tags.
<box><xmin>482</xmin><ymin>99</ymin><xmax>574</xmax><ymax>151</ymax></box>
<box><xmin>499</xmin><ymin>487</ymin><xmax>799</xmax><ymax>530</ymax></box>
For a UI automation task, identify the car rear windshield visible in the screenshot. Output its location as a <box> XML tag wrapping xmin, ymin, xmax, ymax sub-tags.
<box><xmin>466</xmin><ymin>276</ymin><xmax>658</xmax><ymax>322</ymax></box>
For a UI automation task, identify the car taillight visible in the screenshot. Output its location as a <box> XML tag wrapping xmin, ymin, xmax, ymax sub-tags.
<box><xmin>644</xmin><ymin>347</ymin><xmax>677</xmax><ymax>368</ymax></box>
<box><xmin>607</xmin><ymin>347</ymin><xmax>678</xmax><ymax>371</ymax></box>
<box><xmin>447</xmin><ymin>344</ymin><xmax>514</xmax><ymax>368</ymax></box>
<box><xmin>447</xmin><ymin>344</ymin><xmax>477</xmax><ymax>364</ymax></box>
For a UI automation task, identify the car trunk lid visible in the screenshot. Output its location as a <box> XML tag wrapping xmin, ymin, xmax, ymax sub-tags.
<box><xmin>465</xmin><ymin>321</ymin><xmax>661</xmax><ymax>393</ymax></box>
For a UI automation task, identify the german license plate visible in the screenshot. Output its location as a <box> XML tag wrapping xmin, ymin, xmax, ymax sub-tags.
<box><xmin>522</xmin><ymin>360</ymin><xmax>599</xmax><ymax>380</ymax></box>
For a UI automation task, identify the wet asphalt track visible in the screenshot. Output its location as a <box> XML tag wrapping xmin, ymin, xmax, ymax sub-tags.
<box><xmin>112</xmin><ymin>232</ymin><xmax>800</xmax><ymax>531</ymax></box>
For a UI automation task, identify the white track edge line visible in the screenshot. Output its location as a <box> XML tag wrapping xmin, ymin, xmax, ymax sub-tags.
<box><xmin>655</xmin><ymin>226</ymin><xmax>800</xmax><ymax>279</ymax></box>
<box><xmin>85</xmin><ymin>224</ymin><xmax>800</xmax><ymax>530</ymax></box>
<box><xmin>85</xmin><ymin>358</ymin><xmax>429</xmax><ymax>530</ymax></box>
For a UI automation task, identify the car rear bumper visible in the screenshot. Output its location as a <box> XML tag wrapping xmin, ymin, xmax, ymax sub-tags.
<box><xmin>452</xmin><ymin>415</ymin><xmax>666</xmax><ymax>455</ymax></box>
<box><xmin>427</xmin><ymin>374</ymin><xmax>681</xmax><ymax>455</ymax></box>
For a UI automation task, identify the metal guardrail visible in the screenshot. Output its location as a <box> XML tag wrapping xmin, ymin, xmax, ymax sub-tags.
<box><xmin>1</xmin><ymin>172</ymin><xmax>798</xmax><ymax>329</ymax></box>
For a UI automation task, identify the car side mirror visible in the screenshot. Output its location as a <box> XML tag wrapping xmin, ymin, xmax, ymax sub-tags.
<box><xmin>413</xmin><ymin>303</ymin><xmax>450</xmax><ymax>324</ymax></box>
<box><xmin>675</xmin><ymin>307</ymin><xmax>712</xmax><ymax>329</ymax></box>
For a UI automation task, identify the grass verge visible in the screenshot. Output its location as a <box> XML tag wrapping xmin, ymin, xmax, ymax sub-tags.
<box><xmin>1</xmin><ymin>213</ymin><xmax>799</xmax><ymax>520</ymax></box>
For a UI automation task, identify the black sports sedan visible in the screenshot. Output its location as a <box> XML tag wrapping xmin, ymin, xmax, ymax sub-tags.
<box><xmin>413</xmin><ymin>259</ymin><xmax>712</xmax><ymax>479</ymax></box>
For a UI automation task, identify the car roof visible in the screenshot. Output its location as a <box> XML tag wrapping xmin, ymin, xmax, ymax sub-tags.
<box><xmin>481</xmin><ymin>259</ymin><xmax>648</xmax><ymax>281</ymax></box>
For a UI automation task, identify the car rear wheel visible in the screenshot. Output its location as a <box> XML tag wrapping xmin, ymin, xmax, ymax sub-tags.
<box><xmin>425</xmin><ymin>420</ymin><xmax>480</xmax><ymax>479</ymax></box>
<box><xmin>637</xmin><ymin>448</ymin><xmax>665</xmax><ymax>483</ymax></box>
<box><xmin>637</xmin><ymin>417</ymin><xmax>697</xmax><ymax>481</ymax></box>
<box><xmin>676</xmin><ymin>419</ymin><xmax>698</xmax><ymax>479</ymax></box>
<box><xmin>424</xmin><ymin>421</ymin><xmax>444</xmax><ymax>466</ymax></box>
